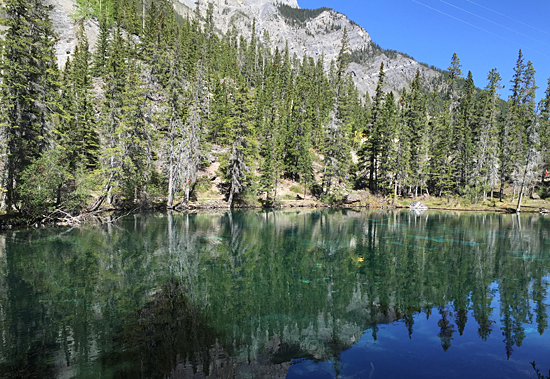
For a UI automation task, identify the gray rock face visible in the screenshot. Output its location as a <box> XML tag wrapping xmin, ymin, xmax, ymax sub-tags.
<box><xmin>45</xmin><ymin>0</ymin><xmax>99</xmax><ymax>68</ymax></box>
<box><xmin>45</xmin><ymin>0</ymin><xmax>441</xmax><ymax>96</ymax></box>
<box><xmin>173</xmin><ymin>0</ymin><xmax>441</xmax><ymax>97</ymax></box>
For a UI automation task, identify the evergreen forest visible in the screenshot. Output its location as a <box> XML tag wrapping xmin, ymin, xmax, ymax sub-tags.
<box><xmin>1</xmin><ymin>0</ymin><xmax>549</xmax><ymax>221</ymax></box>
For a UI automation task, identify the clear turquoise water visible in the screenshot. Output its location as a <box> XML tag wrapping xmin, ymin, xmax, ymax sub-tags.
<box><xmin>0</xmin><ymin>209</ymin><xmax>549</xmax><ymax>378</ymax></box>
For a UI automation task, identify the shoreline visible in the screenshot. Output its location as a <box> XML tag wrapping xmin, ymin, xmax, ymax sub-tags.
<box><xmin>0</xmin><ymin>199</ymin><xmax>547</xmax><ymax>230</ymax></box>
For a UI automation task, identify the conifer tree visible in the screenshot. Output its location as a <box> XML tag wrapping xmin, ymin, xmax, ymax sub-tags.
<box><xmin>257</xmin><ymin>52</ymin><xmax>285</xmax><ymax>202</ymax></box>
<box><xmin>207</xmin><ymin>77</ymin><xmax>232</xmax><ymax>145</ymax></box>
<box><xmin>477</xmin><ymin>69</ymin><xmax>502</xmax><ymax>200</ymax></box>
<box><xmin>428</xmin><ymin>94</ymin><xmax>453</xmax><ymax>198</ymax></box>
<box><xmin>179</xmin><ymin>56</ymin><xmax>205</xmax><ymax>205</ymax></box>
<box><xmin>447</xmin><ymin>52</ymin><xmax>463</xmax><ymax>111</ymax></box>
<box><xmin>225</xmin><ymin>79</ymin><xmax>257</xmax><ymax>207</ymax></box>
<box><xmin>0</xmin><ymin>0</ymin><xmax>61</xmax><ymax>209</ymax></box>
<box><xmin>455</xmin><ymin>71</ymin><xmax>476</xmax><ymax>193</ymax></box>
<box><xmin>322</xmin><ymin>28</ymin><xmax>352</xmax><ymax>194</ymax></box>
<box><xmin>539</xmin><ymin>78</ymin><xmax>550</xmax><ymax>183</ymax></box>
<box><xmin>58</xmin><ymin>22</ymin><xmax>99</xmax><ymax>171</ymax></box>
<box><xmin>165</xmin><ymin>35</ymin><xmax>190</xmax><ymax>208</ymax></box>
<box><xmin>394</xmin><ymin>92</ymin><xmax>412</xmax><ymax>196</ymax></box>
<box><xmin>403</xmin><ymin>70</ymin><xmax>428</xmax><ymax>196</ymax></box>
<box><xmin>500</xmin><ymin>50</ymin><xmax>538</xmax><ymax>201</ymax></box>
<box><xmin>93</xmin><ymin>17</ymin><xmax>111</xmax><ymax>76</ymax></box>
<box><xmin>377</xmin><ymin>91</ymin><xmax>399</xmax><ymax>195</ymax></box>
<box><xmin>359</xmin><ymin>62</ymin><xmax>385</xmax><ymax>192</ymax></box>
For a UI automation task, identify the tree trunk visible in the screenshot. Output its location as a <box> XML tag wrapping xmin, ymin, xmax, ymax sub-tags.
<box><xmin>228</xmin><ymin>188</ymin><xmax>234</xmax><ymax>208</ymax></box>
<box><xmin>167</xmin><ymin>170</ymin><xmax>175</xmax><ymax>208</ymax></box>
<box><xmin>516</xmin><ymin>155</ymin><xmax>531</xmax><ymax>213</ymax></box>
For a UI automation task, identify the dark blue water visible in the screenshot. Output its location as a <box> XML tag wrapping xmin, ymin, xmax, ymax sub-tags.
<box><xmin>0</xmin><ymin>210</ymin><xmax>549</xmax><ymax>378</ymax></box>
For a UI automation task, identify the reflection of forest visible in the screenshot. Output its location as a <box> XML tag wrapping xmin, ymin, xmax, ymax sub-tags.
<box><xmin>0</xmin><ymin>210</ymin><xmax>549</xmax><ymax>378</ymax></box>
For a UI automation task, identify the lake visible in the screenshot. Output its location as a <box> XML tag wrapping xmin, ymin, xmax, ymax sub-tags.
<box><xmin>0</xmin><ymin>209</ymin><xmax>549</xmax><ymax>378</ymax></box>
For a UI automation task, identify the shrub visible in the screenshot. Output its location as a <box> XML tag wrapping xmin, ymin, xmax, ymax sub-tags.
<box><xmin>17</xmin><ymin>150</ymin><xmax>80</xmax><ymax>219</ymax></box>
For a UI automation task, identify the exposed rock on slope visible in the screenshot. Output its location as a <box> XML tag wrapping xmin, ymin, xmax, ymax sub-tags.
<box><xmin>45</xmin><ymin>0</ymin><xmax>99</xmax><ymax>67</ymax></box>
<box><xmin>174</xmin><ymin>0</ymin><xmax>440</xmax><ymax>96</ymax></box>
<box><xmin>47</xmin><ymin>0</ymin><xmax>440</xmax><ymax>96</ymax></box>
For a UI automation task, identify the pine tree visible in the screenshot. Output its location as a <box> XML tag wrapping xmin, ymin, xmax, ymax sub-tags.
<box><xmin>57</xmin><ymin>22</ymin><xmax>99</xmax><ymax>171</ymax></box>
<box><xmin>224</xmin><ymin>79</ymin><xmax>257</xmax><ymax>207</ymax></box>
<box><xmin>93</xmin><ymin>17</ymin><xmax>111</xmax><ymax>76</ymax></box>
<box><xmin>428</xmin><ymin>94</ymin><xmax>453</xmax><ymax>198</ymax></box>
<box><xmin>447</xmin><ymin>52</ymin><xmax>463</xmax><ymax>110</ymax></box>
<box><xmin>322</xmin><ymin>28</ymin><xmax>352</xmax><ymax>194</ymax></box>
<box><xmin>0</xmin><ymin>0</ymin><xmax>61</xmax><ymax>209</ymax></box>
<box><xmin>394</xmin><ymin>92</ymin><xmax>412</xmax><ymax>197</ymax></box>
<box><xmin>500</xmin><ymin>50</ymin><xmax>538</xmax><ymax>202</ymax></box>
<box><xmin>539</xmin><ymin>78</ymin><xmax>550</xmax><ymax>184</ymax></box>
<box><xmin>403</xmin><ymin>69</ymin><xmax>428</xmax><ymax>196</ymax></box>
<box><xmin>165</xmin><ymin>35</ymin><xmax>190</xmax><ymax>208</ymax></box>
<box><xmin>455</xmin><ymin>71</ymin><xmax>476</xmax><ymax>194</ymax></box>
<box><xmin>359</xmin><ymin>62</ymin><xmax>385</xmax><ymax>192</ymax></box>
<box><xmin>179</xmin><ymin>56</ymin><xmax>205</xmax><ymax>205</ymax></box>
<box><xmin>377</xmin><ymin>91</ymin><xmax>399</xmax><ymax>195</ymax></box>
<box><xmin>477</xmin><ymin>69</ymin><xmax>502</xmax><ymax>200</ymax></box>
<box><xmin>207</xmin><ymin>76</ymin><xmax>232</xmax><ymax>144</ymax></box>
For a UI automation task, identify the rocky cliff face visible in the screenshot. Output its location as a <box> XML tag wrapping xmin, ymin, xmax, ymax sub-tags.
<box><xmin>47</xmin><ymin>0</ymin><xmax>440</xmax><ymax>96</ymax></box>
<box><xmin>173</xmin><ymin>0</ymin><xmax>440</xmax><ymax>96</ymax></box>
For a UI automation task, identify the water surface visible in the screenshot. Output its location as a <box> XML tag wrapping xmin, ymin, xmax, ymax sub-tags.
<box><xmin>0</xmin><ymin>210</ymin><xmax>549</xmax><ymax>378</ymax></box>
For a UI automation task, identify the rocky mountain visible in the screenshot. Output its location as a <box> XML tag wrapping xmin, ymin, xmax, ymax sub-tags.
<box><xmin>44</xmin><ymin>0</ymin><xmax>442</xmax><ymax>97</ymax></box>
<box><xmin>173</xmin><ymin>0</ymin><xmax>441</xmax><ymax>96</ymax></box>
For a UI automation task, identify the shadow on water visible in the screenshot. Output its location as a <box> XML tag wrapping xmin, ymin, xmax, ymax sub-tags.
<box><xmin>104</xmin><ymin>280</ymin><xmax>220</xmax><ymax>379</ymax></box>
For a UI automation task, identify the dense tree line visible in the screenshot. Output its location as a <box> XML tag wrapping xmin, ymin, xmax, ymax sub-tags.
<box><xmin>0</xmin><ymin>0</ymin><xmax>549</xmax><ymax>219</ymax></box>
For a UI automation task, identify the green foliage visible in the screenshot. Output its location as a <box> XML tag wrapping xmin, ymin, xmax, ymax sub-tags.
<box><xmin>17</xmin><ymin>150</ymin><xmax>87</xmax><ymax>219</ymax></box>
<box><xmin>0</xmin><ymin>0</ymin><xmax>547</xmax><ymax>218</ymax></box>
<box><xmin>350</xmin><ymin>42</ymin><xmax>416</xmax><ymax>65</ymax></box>
<box><xmin>277</xmin><ymin>4</ymin><xmax>332</xmax><ymax>27</ymax></box>
<box><xmin>0</xmin><ymin>0</ymin><xmax>61</xmax><ymax>209</ymax></box>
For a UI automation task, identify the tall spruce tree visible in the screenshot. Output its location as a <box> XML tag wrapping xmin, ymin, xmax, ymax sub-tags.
<box><xmin>0</xmin><ymin>0</ymin><xmax>61</xmax><ymax>209</ymax></box>
<box><xmin>500</xmin><ymin>50</ymin><xmax>538</xmax><ymax>202</ymax></box>
<box><xmin>455</xmin><ymin>71</ymin><xmax>476</xmax><ymax>194</ymax></box>
<box><xmin>428</xmin><ymin>93</ymin><xmax>454</xmax><ymax>198</ymax></box>
<box><xmin>359</xmin><ymin>62</ymin><xmax>386</xmax><ymax>192</ymax></box>
<box><xmin>58</xmin><ymin>22</ymin><xmax>99</xmax><ymax>171</ymax></box>
<box><xmin>539</xmin><ymin>78</ymin><xmax>550</xmax><ymax>183</ymax></box>
<box><xmin>403</xmin><ymin>69</ymin><xmax>428</xmax><ymax>196</ymax></box>
<box><xmin>322</xmin><ymin>28</ymin><xmax>352</xmax><ymax>194</ymax></box>
<box><xmin>477</xmin><ymin>69</ymin><xmax>502</xmax><ymax>200</ymax></box>
<box><xmin>225</xmin><ymin>78</ymin><xmax>257</xmax><ymax>207</ymax></box>
<box><xmin>377</xmin><ymin>91</ymin><xmax>399</xmax><ymax>195</ymax></box>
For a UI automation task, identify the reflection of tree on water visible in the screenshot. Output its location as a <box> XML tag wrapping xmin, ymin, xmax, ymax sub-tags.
<box><xmin>1</xmin><ymin>210</ymin><xmax>550</xmax><ymax>377</ymax></box>
<box><xmin>437</xmin><ymin>308</ymin><xmax>456</xmax><ymax>352</ymax></box>
<box><xmin>107</xmin><ymin>281</ymin><xmax>219</xmax><ymax>379</ymax></box>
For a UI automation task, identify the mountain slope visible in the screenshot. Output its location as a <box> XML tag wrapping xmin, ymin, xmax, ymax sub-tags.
<box><xmin>43</xmin><ymin>0</ymin><xmax>442</xmax><ymax>96</ymax></box>
<box><xmin>173</xmin><ymin>0</ymin><xmax>440</xmax><ymax>96</ymax></box>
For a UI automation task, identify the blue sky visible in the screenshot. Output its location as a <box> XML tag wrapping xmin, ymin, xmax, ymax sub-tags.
<box><xmin>297</xmin><ymin>0</ymin><xmax>550</xmax><ymax>101</ymax></box>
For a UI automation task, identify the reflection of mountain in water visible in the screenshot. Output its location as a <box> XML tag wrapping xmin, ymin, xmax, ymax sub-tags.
<box><xmin>0</xmin><ymin>210</ymin><xmax>549</xmax><ymax>378</ymax></box>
